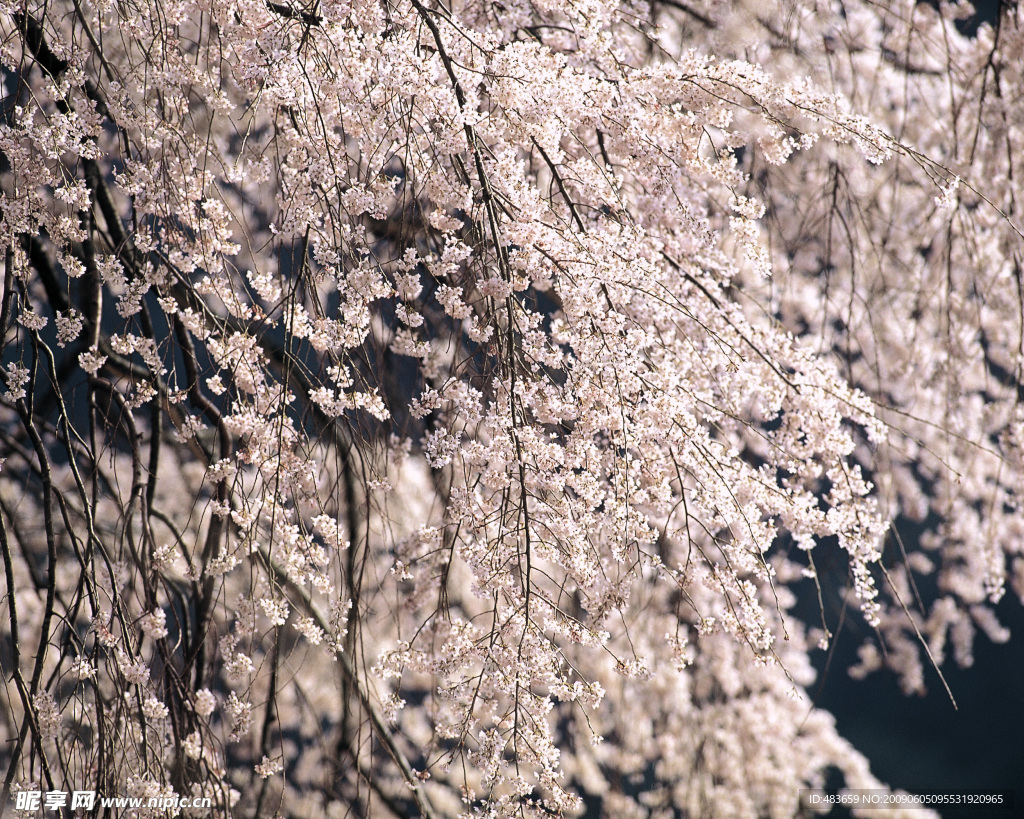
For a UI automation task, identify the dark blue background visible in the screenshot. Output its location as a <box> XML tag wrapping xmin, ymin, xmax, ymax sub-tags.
<box><xmin>812</xmin><ymin>596</ymin><xmax>1024</xmax><ymax>817</ymax></box>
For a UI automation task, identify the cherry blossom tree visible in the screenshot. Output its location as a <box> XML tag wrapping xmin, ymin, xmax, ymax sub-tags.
<box><xmin>0</xmin><ymin>0</ymin><xmax>1019</xmax><ymax>815</ymax></box>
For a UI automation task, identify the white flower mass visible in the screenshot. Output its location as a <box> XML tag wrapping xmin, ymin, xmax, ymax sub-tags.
<box><xmin>0</xmin><ymin>0</ymin><xmax>1020</xmax><ymax>816</ymax></box>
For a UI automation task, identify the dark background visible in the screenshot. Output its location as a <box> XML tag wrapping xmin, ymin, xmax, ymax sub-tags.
<box><xmin>811</xmin><ymin>589</ymin><xmax>1024</xmax><ymax>817</ymax></box>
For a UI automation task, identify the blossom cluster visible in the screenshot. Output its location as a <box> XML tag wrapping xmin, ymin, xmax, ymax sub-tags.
<box><xmin>0</xmin><ymin>0</ymin><xmax>1018</xmax><ymax>816</ymax></box>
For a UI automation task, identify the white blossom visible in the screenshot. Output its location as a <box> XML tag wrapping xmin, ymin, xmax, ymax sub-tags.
<box><xmin>55</xmin><ymin>308</ymin><xmax>83</xmax><ymax>346</ymax></box>
<box><xmin>3</xmin><ymin>0</ymin><xmax>1019</xmax><ymax>814</ymax></box>
<box><xmin>138</xmin><ymin>609</ymin><xmax>168</xmax><ymax>640</ymax></box>
<box><xmin>193</xmin><ymin>689</ymin><xmax>217</xmax><ymax>717</ymax></box>
<box><xmin>78</xmin><ymin>349</ymin><xmax>106</xmax><ymax>377</ymax></box>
